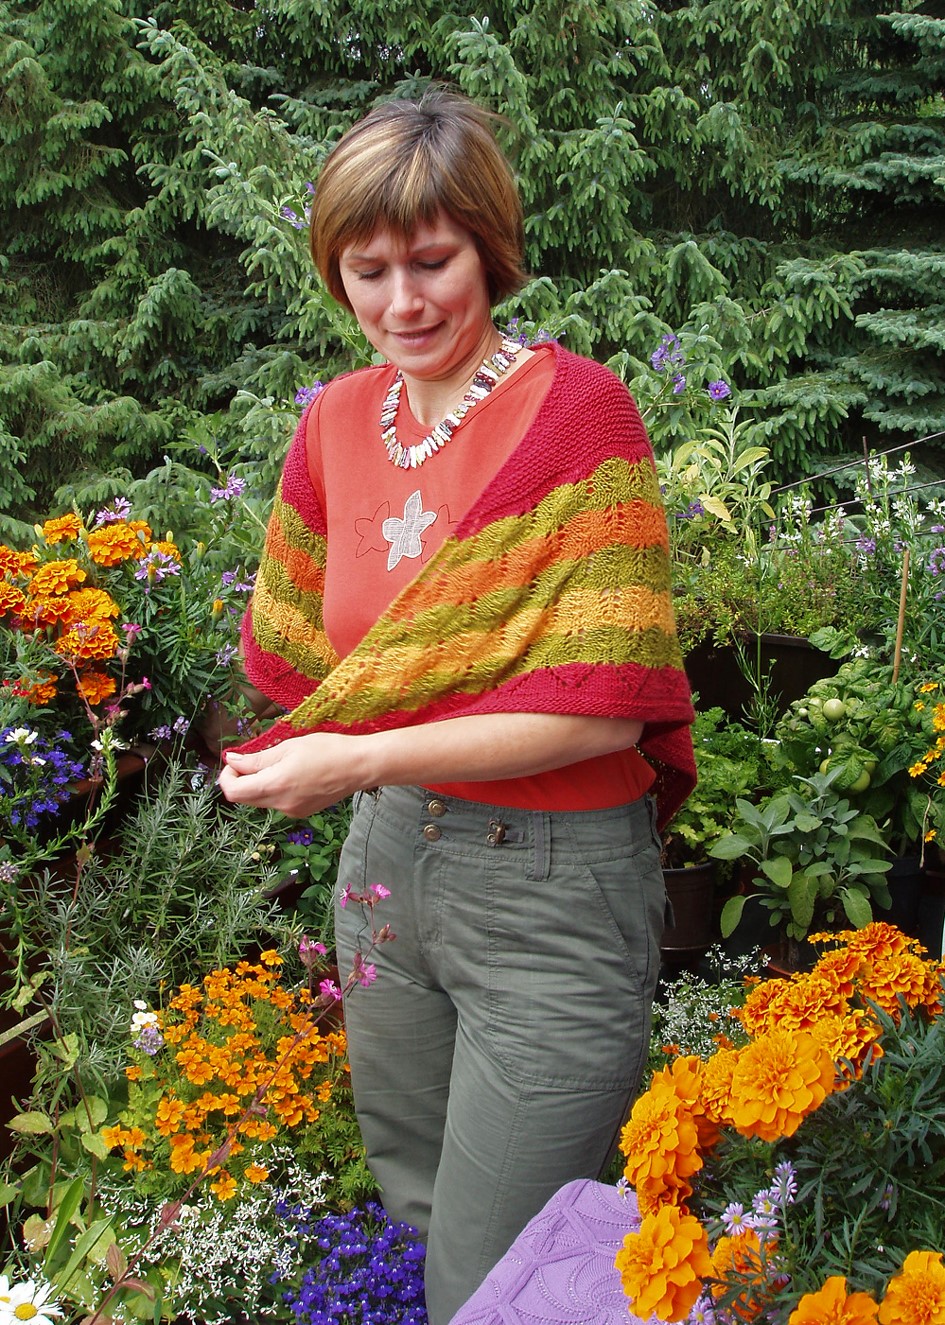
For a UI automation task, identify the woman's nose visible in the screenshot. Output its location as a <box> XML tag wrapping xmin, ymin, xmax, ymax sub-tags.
<box><xmin>388</xmin><ymin>269</ymin><xmax>424</xmax><ymax>316</ymax></box>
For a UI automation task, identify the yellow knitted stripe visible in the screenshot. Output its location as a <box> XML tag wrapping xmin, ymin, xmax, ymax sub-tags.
<box><xmin>249</xmin><ymin>577</ymin><xmax>339</xmax><ymax>681</ymax></box>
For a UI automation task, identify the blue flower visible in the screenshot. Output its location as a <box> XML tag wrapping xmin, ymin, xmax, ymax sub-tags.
<box><xmin>707</xmin><ymin>379</ymin><xmax>731</xmax><ymax>401</ymax></box>
<box><xmin>272</xmin><ymin>1203</ymin><xmax>428</xmax><ymax>1323</ymax></box>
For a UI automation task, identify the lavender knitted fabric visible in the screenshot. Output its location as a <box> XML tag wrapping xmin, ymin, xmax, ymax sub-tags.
<box><xmin>448</xmin><ymin>1179</ymin><xmax>651</xmax><ymax>1324</ymax></box>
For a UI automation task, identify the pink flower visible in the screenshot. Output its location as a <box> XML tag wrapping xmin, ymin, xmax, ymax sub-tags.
<box><xmin>319</xmin><ymin>978</ymin><xmax>341</xmax><ymax>999</ymax></box>
<box><xmin>370</xmin><ymin>883</ymin><xmax>391</xmax><ymax>899</ymax></box>
<box><xmin>299</xmin><ymin>936</ymin><xmax>327</xmax><ymax>970</ymax></box>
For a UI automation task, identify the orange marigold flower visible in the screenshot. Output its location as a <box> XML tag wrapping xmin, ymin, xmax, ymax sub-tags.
<box><xmin>0</xmin><ymin>545</ymin><xmax>26</xmax><ymax>576</ymax></box>
<box><xmin>169</xmin><ymin>1133</ymin><xmax>202</xmax><ymax>1174</ymax></box>
<box><xmin>101</xmin><ymin>1125</ymin><xmax>127</xmax><ymax>1150</ymax></box>
<box><xmin>87</xmin><ymin>522</ymin><xmax>149</xmax><ymax>566</ymax></box>
<box><xmin>56</xmin><ymin>619</ymin><xmax>120</xmax><ymax>662</ymax></box>
<box><xmin>42</xmin><ymin>514</ymin><xmax>82</xmax><ymax>544</ymax></box>
<box><xmin>259</xmin><ymin>949</ymin><xmax>283</xmax><ymax>966</ymax></box>
<box><xmin>23</xmin><ymin>593</ymin><xmax>74</xmax><ymax>629</ymax></box>
<box><xmin>726</xmin><ymin>1028</ymin><xmax>835</xmax><ymax>1141</ymax></box>
<box><xmin>65</xmin><ymin>586</ymin><xmax>121</xmax><ymax>624</ymax></box>
<box><xmin>619</xmin><ymin>1079</ymin><xmax>704</xmax><ymax>1203</ymax></box>
<box><xmin>698</xmin><ymin>1045</ymin><xmax>740</xmax><ymax>1124</ymax></box>
<box><xmin>878</xmin><ymin>1250</ymin><xmax>945</xmax><ymax>1325</ymax></box>
<box><xmin>15</xmin><ymin>674</ymin><xmax>58</xmax><ymax>705</ymax></box>
<box><xmin>615</xmin><ymin>1203</ymin><xmax>712</xmax><ymax>1322</ymax></box>
<box><xmin>809</xmin><ymin>1010</ymin><xmax>881</xmax><ymax>1079</ymax></box>
<box><xmin>789</xmin><ymin>1276</ymin><xmax>879</xmax><ymax>1324</ymax></box>
<box><xmin>711</xmin><ymin>1229</ymin><xmax>777</xmax><ymax>1320</ymax></box>
<box><xmin>30</xmin><ymin>558</ymin><xmax>87</xmax><ymax>596</ymax></box>
<box><xmin>0</xmin><ymin>581</ymin><xmax>27</xmax><ymax>616</ymax></box>
<box><xmin>153</xmin><ymin>539</ymin><xmax>181</xmax><ymax>561</ymax></box>
<box><xmin>125</xmin><ymin>1065</ymin><xmax>143</xmax><ymax>1082</ymax></box>
<box><xmin>76</xmin><ymin>670</ymin><xmax>117</xmax><ymax>705</ymax></box>
<box><xmin>210</xmin><ymin>1170</ymin><xmax>237</xmax><ymax>1201</ymax></box>
<box><xmin>244</xmin><ymin>1163</ymin><xmax>269</xmax><ymax>1184</ymax></box>
<box><xmin>155</xmin><ymin>1096</ymin><xmax>187</xmax><ymax>1136</ymax></box>
<box><xmin>857</xmin><ymin>950</ymin><xmax>936</xmax><ymax>1018</ymax></box>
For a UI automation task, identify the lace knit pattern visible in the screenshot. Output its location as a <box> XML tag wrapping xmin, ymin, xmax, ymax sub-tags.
<box><xmin>239</xmin><ymin>345</ymin><xmax>695</xmax><ymax>827</ymax></box>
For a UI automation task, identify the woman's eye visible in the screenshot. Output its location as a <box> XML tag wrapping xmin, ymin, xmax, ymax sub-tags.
<box><xmin>418</xmin><ymin>259</ymin><xmax>448</xmax><ymax>271</ymax></box>
<box><xmin>356</xmin><ymin>269</ymin><xmax>383</xmax><ymax>281</ymax></box>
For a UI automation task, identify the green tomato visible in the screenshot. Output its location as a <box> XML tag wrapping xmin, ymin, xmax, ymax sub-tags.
<box><xmin>819</xmin><ymin>757</ymin><xmax>832</xmax><ymax>774</ymax></box>
<box><xmin>849</xmin><ymin>770</ymin><xmax>871</xmax><ymax>793</ymax></box>
<box><xmin>822</xmin><ymin>698</ymin><xmax>846</xmax><ymax>721</ymax></box>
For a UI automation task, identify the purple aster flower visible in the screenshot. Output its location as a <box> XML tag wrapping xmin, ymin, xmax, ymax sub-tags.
<box><xmin>295</xmin><ymin>381</ymin><xmax>325</xmax><ymax>407</ymax></box>
<box><xmin>210</xmin><ymin>474</ymin><xmax>247</xmax><ymax>503</ymax></box>
<box><xmin>134</xmin><ymin>548</ymin><xmax>181</xmax><ymax>589</ymax></box>
<box><xmin>722</xmin><ymin>1201</ymin><xmax>748</xmax><ymax>1234</ymax></box>
<box><xmin>927</xmin><ymin>547</ymin><xmax>945</xmax><ymax>577</ymax></box>
<box><xmin>215</xmin><ymin>642</ymin><xmax>239</xmax><ymax>667</ymax></box>
<box><xmin>707</xmin><ymin>379</ymin><xmax>731</xmax><ymax>401</ymax></box>
<box><xmin>133</xmin><ymin>1021</ymin><xmax>165</xmax><ymax>1055</ymax></box>
<box><xmin>94</xmin><ymin>497</ymin><xmax>132</xmax><ymax>526</ymax></box>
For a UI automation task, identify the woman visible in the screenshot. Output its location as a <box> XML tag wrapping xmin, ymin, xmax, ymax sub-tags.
<box><xmin>220</xmin><ymin>89</ymin><xmax>695</xmax><ymax>1323</ymax></box>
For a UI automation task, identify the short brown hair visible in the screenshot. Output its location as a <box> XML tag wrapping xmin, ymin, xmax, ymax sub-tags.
<box><xmin>309</xmin><ymin>89</ymin><xmax>526</xmax><ymax>309</ymax></box>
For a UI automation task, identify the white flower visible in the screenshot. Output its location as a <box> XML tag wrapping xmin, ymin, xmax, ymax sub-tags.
<box><xmin>5</xmin><ymin>728</ymin><xmax>37</xmax><ymax>746</ymax></box>
<box><xmin>133</xmin><ymin>999</ymin><xmax>148</xmax><ymax>1011</ymax></box>
<box><xmin>130</xmin><ymin>1010</ymin><xmax>159</xmax><ymax>1031</ymax></box>
<box><xmin>0</xmin><ymin>1277</ymin><xmax>63</xmax><ymax>1325</ymax></box>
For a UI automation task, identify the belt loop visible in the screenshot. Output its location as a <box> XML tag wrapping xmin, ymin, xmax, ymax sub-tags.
<box><xmin>526</xmin><ymin>811</ymin><xmax>551</xmax><ymax>882</ymax></box>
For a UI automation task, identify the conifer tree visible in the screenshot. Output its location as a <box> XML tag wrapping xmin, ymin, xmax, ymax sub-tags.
<box><xmin>1</xmin><ymin>0</ymin><xmax>942</xmax><ymax>529</ymax></box>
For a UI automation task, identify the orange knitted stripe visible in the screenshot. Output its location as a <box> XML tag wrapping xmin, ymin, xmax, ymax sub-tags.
<box><xmin>264</xmin><ymin>516</ymin><xmax>327</xmax><ymax>597</ymax></box>
<box><xmin>397</xmin><ymin>500</ymin><xmax>668</xmax><ymax>616</ymax></box>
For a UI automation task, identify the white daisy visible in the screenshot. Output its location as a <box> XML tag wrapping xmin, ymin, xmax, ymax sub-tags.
<box><xmin>0</xmin><ymin>1278</ymin><xmax>63</xmax><ymax>1325</ymax></box>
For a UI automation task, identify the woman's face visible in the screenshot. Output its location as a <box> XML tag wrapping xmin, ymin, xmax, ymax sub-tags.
<box><xmin>338</xmin><ymin>212</ymin><xmax>494</xmax><ymax>388</ymax></box>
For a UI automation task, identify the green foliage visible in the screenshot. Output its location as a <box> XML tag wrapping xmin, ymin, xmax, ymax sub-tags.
<box><xmin>713</xmin><ymin>767</ymin><xmax>893</xmax><ymax>941</ymax></box>
<box><xmin>660</xmin><ymin>707</ymin><xmax>765</xmax><ymax>867</ymax></box>
<box><xmin>1</xmin><ymin>0</ymin><xmax>944</xmax><ymax>517</ymax></box>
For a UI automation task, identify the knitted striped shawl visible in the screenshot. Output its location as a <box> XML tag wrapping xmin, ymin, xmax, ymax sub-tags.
<box><xmin>238</xmin><ymin>345</ymin><xmax>695</xmax><ymax>828</ymax></box>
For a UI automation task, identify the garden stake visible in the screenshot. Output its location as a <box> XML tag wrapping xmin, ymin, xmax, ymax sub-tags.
<box><xmin>892</xmin><ymin>546</ymin><xmax>910</xmax><ymax>682</ymax></box>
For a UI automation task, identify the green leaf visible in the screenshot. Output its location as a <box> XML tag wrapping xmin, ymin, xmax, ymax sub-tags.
<box><xmin>7</xmin><ymin>1111</ymin><xmax>54</xmax><ymax>1135</ymax></box>
<box><xmin>761</xmin><ymin>856</ymin><xmax>793</xmax><ymax>888</ymax></box>
<box><xmin>793</xmin><ymin>813</ymin><xmax>822</xmax><ymax>833</ymax></box>
<box><xmin>841</xmin><ymin>888</ymin><xmax>874</xmax><ymax>928</ymax></box>
<box><xmin>787</xmin><ymin>870</ymin><xmax>817</xmax><ymax>930</ymax></box>
<box><xmin>44</xmin><ymin>1176</ymin><xmax>86</xmax><ymax>1266</ymax></box>
<box><xmin>54</xmin><ymin>1216</ymin><xmax>114</xmax><ymax>1295</ymax></box>
<box><xmin>709</xmin><ymin>833</ymin><xmax>756</xmax><ymax>860</ymax></box>
<box><xmin>720</xmin><ymin>892</ymin><xmax>747</xmax><ymax>939</ymax></box>
<box><xmin>81</xmin><ymin>1132</ymin><xmax>110</xmax><ymax>1161</ymax></box>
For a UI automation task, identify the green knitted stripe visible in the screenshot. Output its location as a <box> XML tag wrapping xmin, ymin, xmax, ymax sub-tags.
<box><xmin>256</xmin><ymin>560</ymin><xmax>327</xmax><ymax>629</ymax></box>
<box><xmin>249</xmin><ymin>610</ymin><xmax>336</xmax><ymax>683</ymax></box>
<box><xmin>285</xmin><ymin>626</ymin><xmax>682</xmax><ymax>730</ymax></box>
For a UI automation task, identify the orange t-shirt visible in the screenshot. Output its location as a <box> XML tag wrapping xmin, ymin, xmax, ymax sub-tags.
<box><xmin>305</xmin><ymin>345</ymin><xmax>654</xmax><ymax>811</ymax></box>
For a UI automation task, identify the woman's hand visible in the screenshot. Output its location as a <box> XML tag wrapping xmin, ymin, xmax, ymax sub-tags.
<box><xmin>218</xmin><ymin>733</ymin><xmax>365</xmax><ymax>817</ymax></box>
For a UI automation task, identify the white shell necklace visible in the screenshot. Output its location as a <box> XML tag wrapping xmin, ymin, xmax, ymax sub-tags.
<box><xmin>379</xmin><ymin>337</ymin><xmax>520</xmax><ymax>470</ymax></box>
